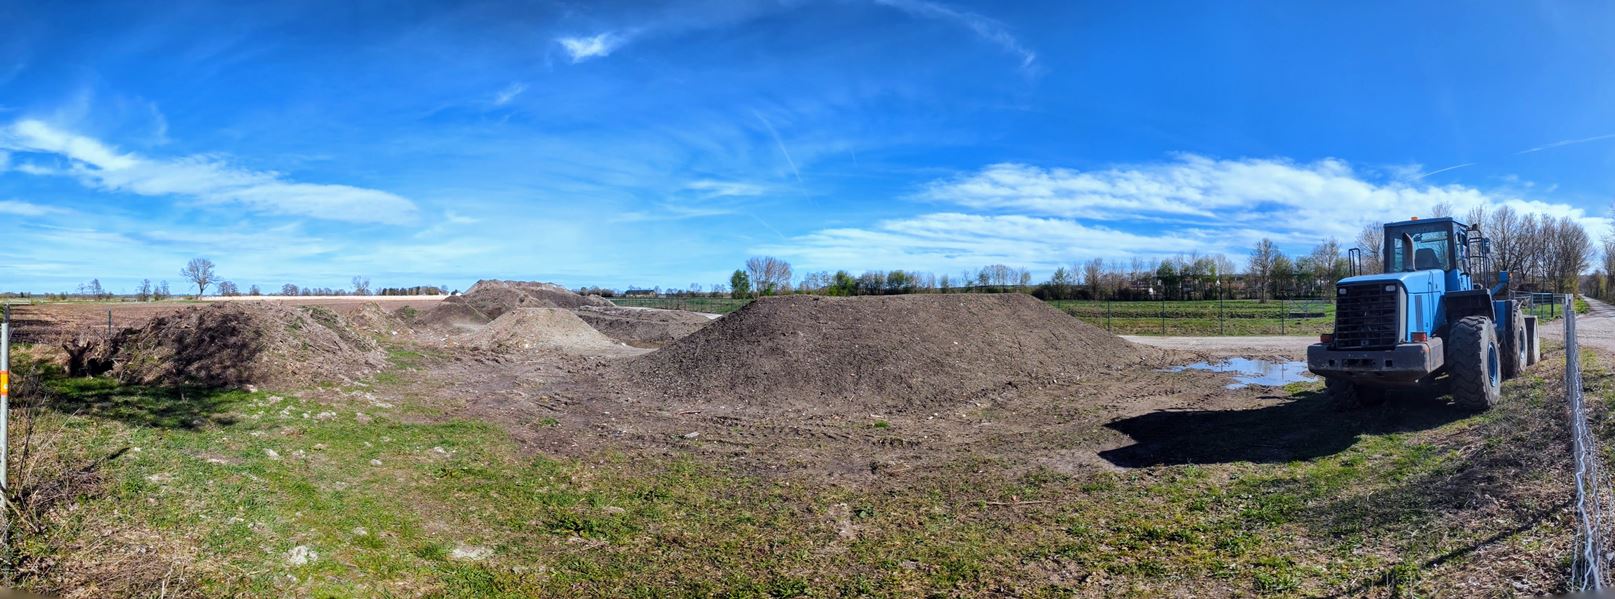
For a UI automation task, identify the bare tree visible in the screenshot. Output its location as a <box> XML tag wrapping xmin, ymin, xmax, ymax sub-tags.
<box><xmin>136</xmin><ymin>279</ymin><xmax>153</xmax><ymax>302</ymax></box>
<box><xmin>1248</xmin><ymin>239</ymin><xmax>1279</xmax><ymax>302</ymax></box>
<box><xmin>1082</xmin><ymin>258</ymin><xmax>1105</xmax><ymax>299</ymax></box>
<box><xmin>352</xmin><ymin>276</ymin><xmax>371</xmax><ymax>296</ymax></box>
<box><xmin>249</xmin><ymin>284</ymin><xmax>262</xmax><ymax>296</ymax></box>
<box><xmin>1430</xmin><ymin>201</ymin><xmax>1454</xmax><ymax>218</ymax></box>
<box><xmin>745</xmin><ymin>256</ymin><xmax>793</xmax><ymax>296</ymax></box>
<box><xmin>281</xmin><ymin>283</ymin><xmax>300</xmax><ymax>296</ymax></box>
<box><xmin>218</xmin><ymin>281</ymin><xmax>241</xmax><ymax>296</ymax></box>
<box><xmin>1355</xmin><ymin>222</ymin><xmax>1384</xmax><ymax>274</ymax></box>
<box><xmin>180</xmin><ymin>258</ymin><xmax>217</xmax><ymax>298</ymax></box>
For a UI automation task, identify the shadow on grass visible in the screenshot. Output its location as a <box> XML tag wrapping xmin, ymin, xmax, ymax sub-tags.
<box><xmin>44</xmin><ymin>377</ymin><xmax>240</xmax><ymax>430</ymax></box>
<box><xmin>1099</xmin><ymin>388</ymin><xmax>1469</xmax><ymax>467</ymax></box>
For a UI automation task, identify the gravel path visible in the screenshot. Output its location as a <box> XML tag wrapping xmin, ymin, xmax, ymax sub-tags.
<box><xmin>1539</xmin><ymin>297</ymin><xmax>1615</xmax><ymax>353</ymax></box>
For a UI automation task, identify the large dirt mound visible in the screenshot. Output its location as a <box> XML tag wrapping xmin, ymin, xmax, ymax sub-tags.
<box><xmin>464</xmin><ymin>308</ymin><xmax>622</xmax><ymax>352</ymax></box>
<box><xmin>624</xmin><ymin>294</ymin><xmax>1151</xmax><ymax>412</ymax></box>
<box><xmin>109</xmin><ymin>303</ymin><xmax>386</xmax><ymax>388</ymax></box>
<box><xmin>458</xmin><ymin>280</ymin><xmax>612</xmax><ymax>318</ymax></box>
<box><xmin>576</xmin><ymin>306</ymin><xmax>713</xmax><ymax>348</ymax></box>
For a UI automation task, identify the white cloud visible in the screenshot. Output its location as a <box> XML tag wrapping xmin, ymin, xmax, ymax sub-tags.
<box><xmin>558</xmin><ymin>32</ymin><xmax>628</xmax><ymax>63</ymax></box>
<box><xmin>0</xmin><ymin>119</ymin><xmax>418</xmax><ymax>225</ymax></box>
<box><xmin>761</xmin><ymin>155</ymin><xmax>1612</xmax><ymax>276</ymax></box>
<box><xmin>0</xmin><ymin>199</ymin><xmax>60</xmax><ymax>216</ymax></box>
<box><xmin>686</xmin><ymin>180</ymin><xmax>767</xmax><ymax>198</ymax></box>
<box><xmin>874</xmin><ymin>0</ymin><xmax>1037</xmax><ymax>69</ymax></box>
<box><xmin>492</xmin><ymin>83</ymin><xmax>526</xmax><ymax>106</ymax></box>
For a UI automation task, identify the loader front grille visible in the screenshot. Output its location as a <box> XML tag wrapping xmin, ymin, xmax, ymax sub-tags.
<box><xmin>1333</xmin><ymin>283</ymin><xmax>1401</xmax><ymax>350</ymax></box>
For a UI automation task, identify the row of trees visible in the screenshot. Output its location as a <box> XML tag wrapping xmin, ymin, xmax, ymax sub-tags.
<box><xmin>64</xmin><ymin>259</ymin><xmax>449</xmax><ymax>300</ymax></box>
<box><xmin>664</xmin><ymin>207</ymin><xmax>1605</xmax><ymax>302</ymax></box>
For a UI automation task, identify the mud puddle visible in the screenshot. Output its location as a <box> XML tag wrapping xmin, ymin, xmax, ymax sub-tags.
<box><xmin>1168</xmin><ymin>357</ymin><xmax>1315</xmax><ymax>389</ymax></box>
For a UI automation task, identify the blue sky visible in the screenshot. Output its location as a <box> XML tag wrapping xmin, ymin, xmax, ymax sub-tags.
<box><xmin>3</xmin><ymin>0</ymin><xmax>1614</xmax><ymax>293</ymax></box>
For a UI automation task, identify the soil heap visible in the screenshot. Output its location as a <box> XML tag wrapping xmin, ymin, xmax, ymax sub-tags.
<box><xmin>624</xmin><ymin>294</ymin><xmax>1150</xmax><ymax>412</ymax></box>
<box><xmin>414</xmin><ymin>280</ymin><xmax>611</xmax><ymax>333</ymax></box>
<box><xmin>575</xmin><ymin>305</ymin><xmax>713</xmax><ymax>348</ymax></box>
<box><xmin>463</xmin><ymin>308</ymin><xmax>622</xmax><ymax>352</ymax></box>
<box><xmin>345</xmin><ymin>302</ymin><xmax>408</xmax><ymax>337</ymax></box>
<box><xmin>457</xmin><ymin>280</ymin><xmax>612</xmax><ymax>318</ymax></box>
<box><xmin>109</xmin><ymin>302</ymin><xmax>386</xmax><ymax>388</ymax></box>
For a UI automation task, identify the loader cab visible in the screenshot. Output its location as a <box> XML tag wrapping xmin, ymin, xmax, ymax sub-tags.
<box><xmin>1382</xmin><ymin>217</ymin><xmax>1481</xmax><ymax>292</ymax></box>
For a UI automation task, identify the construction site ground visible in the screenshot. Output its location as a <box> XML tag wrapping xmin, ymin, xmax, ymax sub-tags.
<box><xmin>2</xmin><ymin>291</ymin><xmax>1588</xmax><ymax>597</ymax></box>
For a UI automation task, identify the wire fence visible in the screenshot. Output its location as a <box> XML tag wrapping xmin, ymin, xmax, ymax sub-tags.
<box><xmin>1565</xmin><ymin>297</ymin><xmax>1610</xmax><ymax>591</ymax></box>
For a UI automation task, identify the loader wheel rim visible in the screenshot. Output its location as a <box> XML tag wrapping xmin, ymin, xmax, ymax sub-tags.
<box><xmin>1487</xmin><ymin>343</ymin><xmax>1500</xmax><ymax>387</ymax></box>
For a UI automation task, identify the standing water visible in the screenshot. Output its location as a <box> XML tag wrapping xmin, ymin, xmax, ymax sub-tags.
<box><xmin>1167</xmin><ymin>357</ymin><xmax>1316</xmax><ymax>389</ymax></box>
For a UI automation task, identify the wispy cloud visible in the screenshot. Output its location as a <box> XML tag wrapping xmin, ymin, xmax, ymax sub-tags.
<box><xmin>0</xmin><ymin>199</ymin><xmax>62</xmax><ymax>217</ymax></box>
<box><xmin>558</xmin><ymin>32</ymin><xmax>628</xmax><ymax>63</ymax></box>
<box><xmin>1518</xmin><ymin>133</ymin><xmax>1615</xmax><ymax>154</ymax></box>
<box><xmin>874</xmin><ymin>0</ymin><xmax>1038</xmax><ymax>70</ymax></box>
<box><xmin>1416</xmin><ymin>162</ymin><xmax>1476</xmax><ymax>178</ymax></box>
<box><xmin>686</xmin><ymin>180</ymin><xmax>767</xmax><ymax>198</ymax></box>
<box><xmin>751</xmin><ymin>110</ymin><xmax>803</xmax><ymax>184</ymax></box>
<box><xmin>0</xmin><ymin>119</ymin><xmax>419</xmax><ymax>225</ymax></box>
<box><xmin>759</xmin><ymin>155</ymin><xmax>1610</xmax><ymax>275</ymax></box>
<box><xmin>492</xmin><ymin>82</ymin><xmax>526</xmax><ymax>106</ymax></box>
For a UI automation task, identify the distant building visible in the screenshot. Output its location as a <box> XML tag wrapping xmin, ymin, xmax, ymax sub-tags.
<box><xmin>623</xmin><ymin>289</ymin><xmax>657</xmax><ymax>298</ymax></box>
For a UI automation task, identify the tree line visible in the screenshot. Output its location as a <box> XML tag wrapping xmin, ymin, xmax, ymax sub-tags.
<box><xmin>53</xmin><ymin>258</ymin><xmax>450</xmax><ymax>300</ymax></box>
<box><xmin>616</xmin><ymin>205</ymin><xmax>1604</xmax><ymax>302</ymax></box>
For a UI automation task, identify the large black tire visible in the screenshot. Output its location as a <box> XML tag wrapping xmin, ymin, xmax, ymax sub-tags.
<box><xmin>1326</xmin><ymin>377</ymin><xmax>1385</xmax><ymax>409</ymax></box>
<box><xmin>1501</xmin><ymin>302</ymin><xmax>1527</xmax><ymax>379</ymax></box>
<box><xmin>1449</xmin><ymin>315</ymin><xmax>1502</xmax><ymax>410</ymax></box>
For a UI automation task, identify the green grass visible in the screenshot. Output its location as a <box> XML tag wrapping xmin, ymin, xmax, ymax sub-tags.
<box><xmin>1050</xmin><ymin>298</ymin><xmax>1334</xmax><ymax>336</ymax></box>
<box><xmin>10</xmin><ymin>341</ymin><xmax>1577</xmax><ymax>596</ymax></box>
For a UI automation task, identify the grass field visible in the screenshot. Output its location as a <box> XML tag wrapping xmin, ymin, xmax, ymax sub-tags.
<box><xmin>6</xmin><ymin>337</ymin><xmax>1581</xmax><ymax>596</ymax></box>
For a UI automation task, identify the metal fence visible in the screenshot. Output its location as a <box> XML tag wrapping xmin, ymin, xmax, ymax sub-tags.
<box><xmin>1565</xmin><ymin>297</ymin><xmax>1610</xmax><ymax>591</ymax></box>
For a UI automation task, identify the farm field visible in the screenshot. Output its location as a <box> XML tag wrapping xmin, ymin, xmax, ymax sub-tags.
<box><xmin>1</xmin><ymin>282</ymin><xmax>1584</xmax><ymax>596</ymax></box>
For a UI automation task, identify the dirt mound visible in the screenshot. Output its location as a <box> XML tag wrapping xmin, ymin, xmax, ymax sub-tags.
<box><xmin>576</xmin><ymin>306</ymin><xmax>712</xmax><ymax>348</ymax></box>
<box><xmin>464</xmin><ymin>308</ymin><xmax>622</xmax><ymax>352</ymax></box>
<box><xmin>345</xmin><ymin>302</ymin><xmax>408</xmax><ymax>337</ymax></box>
<box><xmin>109</xmin><ymin>302</ymin><xmax>386</xmax><ymax>388</ymax></box>
<box><xmin>457</xmin><ymin>280</ymin><xmax>612</xmax><ymax>319</ymax></box>
<box><xmin>624</xmin><ymin>294</ymin><xmax>1152</xmax><ymax>413</ymax></box>
<box><xmin>414</xmin><ymin>299</ymin><xmax>493</xmax><ymax>333</ymax></box>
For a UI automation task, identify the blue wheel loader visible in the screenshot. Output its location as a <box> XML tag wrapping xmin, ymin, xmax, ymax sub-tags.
<box><xmin>1306</xmin><ymin>216</ymin><xmax>1538</xmax><ymax>410</ymax></box>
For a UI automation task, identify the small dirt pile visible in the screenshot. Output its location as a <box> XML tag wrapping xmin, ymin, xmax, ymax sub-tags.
<box><xmin>345</xmin><ymin>302</ymin><xmax>408</xmax><ymax>337</ymax></box>
<box><xmin>414</xmin><ymin>299</ymin><xmax>492</xmax><ymax>333</ymax></box>
<box><xmin>576</xmin><ymin>306</ymin><xmax>712</xmax><ymax>348</ymax></box>
<box><xmin>624</xmin><ymin>294</ymin><xmax>1152</xmax><ymax>413</ymax></box>
<box><xmin>109</xmin><ymin>303</ymin><xmax>386</xmax><ymax>388</ymax></box>
<box><xmin>457</xmin><ymin>280</ymin><xmax>612</xmax><ymax>318</ymax></box>
<box><xmin>464</xmin><ymin>308</ymin><xmax>622</xmax><ymax>352</ymax></box>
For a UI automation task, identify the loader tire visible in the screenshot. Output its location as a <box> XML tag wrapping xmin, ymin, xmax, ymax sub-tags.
<box><xmin>1326</xmin><ymin>377</ymin><xmax>1384</xmax><ymax>409</ymax></box>
<box><xmin>1501</xmin><ymin>303</ymin><xmax>1527</xmax><ymax>379</ymax></box>
<box><xmin>1449</xmin><ymin>315</ymin><xmax>1502</xmax><ymax>411</ymax></box>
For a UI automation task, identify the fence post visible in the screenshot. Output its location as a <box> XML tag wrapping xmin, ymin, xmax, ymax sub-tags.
<box><xmin>1280</xmin><ymin>298</ymin><xmax>1287</xmax><ymax>335</ymax></box>
<box><xmin>2</xmin><ymin>303</ymin><xmax>10</xmax><ymax>551</ymax></box>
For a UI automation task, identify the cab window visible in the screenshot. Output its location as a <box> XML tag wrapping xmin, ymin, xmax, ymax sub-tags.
<box><xmin>1386</xmin><ymin>226</ymin><xmax>1452</xmax><ymax>272</ymax></box>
